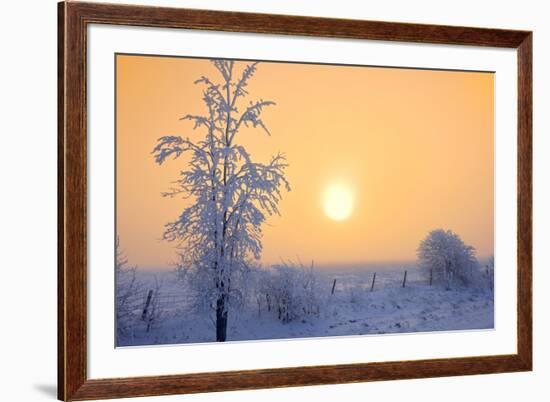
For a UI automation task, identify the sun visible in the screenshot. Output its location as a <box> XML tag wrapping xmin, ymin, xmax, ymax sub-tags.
<box><xmin>323</xmin><ymin>184</ymin><xmax>354</xmax><ymax>221</ymax></box>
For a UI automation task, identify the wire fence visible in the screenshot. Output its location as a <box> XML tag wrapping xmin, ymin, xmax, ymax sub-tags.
<box><xmin>121</xmin><ymin>266</ymin><xmax>494</xmax><ymax>321</ymax></box>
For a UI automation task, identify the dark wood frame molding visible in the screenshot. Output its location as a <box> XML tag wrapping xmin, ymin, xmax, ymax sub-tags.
<box><xmin>58</xmin><ymin>1</ymin><xmax>532</xmax><ymax>400</ymax></box>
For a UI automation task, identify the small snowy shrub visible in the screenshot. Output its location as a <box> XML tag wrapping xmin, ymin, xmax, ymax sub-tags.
<box><xmin>115</xmin><ymin>238</ymin><xmax>142</xmax><ymax>344</ymax></box>
<box><xmin>258</xmin><ymin>262</ymin><xmax>322</xmax><ymax>323</ymax></box>
<box><xmin>463</xmin><ymin>255</ymin><xmax>495</xmax><ymax>291</ymax></box>
<box><xmin>417</xmin><ymin>229</ymin><xmax>479</xmax><ymax>289</ymax></box>
<box><xmin>481</xmin><ymin>254</ymin><xmax>494</xmax><ymax>291</ymax></box>
<box><xmin>253</xmin><ymin>267</ymin><xmax>274</xmax><ymax>314</ymax></box>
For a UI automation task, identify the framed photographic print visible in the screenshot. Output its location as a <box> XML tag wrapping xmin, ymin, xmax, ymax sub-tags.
<box><xmin>58</xmin><ymin>1</ymin><xmax>532</xmax><ymax>400</ymax></box>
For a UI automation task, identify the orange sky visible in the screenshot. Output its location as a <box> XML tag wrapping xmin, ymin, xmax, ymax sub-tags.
<box><xmin>116</xmin><ymin>54</ymin><xmax>494</xmax><ymax>270</ymax></box>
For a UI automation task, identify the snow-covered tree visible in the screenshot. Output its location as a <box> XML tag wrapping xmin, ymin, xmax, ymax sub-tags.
<box><xmin>417</xmin><ymin>229</ymin><xmax>479</xmax><ymax>290</ymax></box>
<box><xmin>115</xmin><ymin>237</ymin><xmax>141</xmax><ymax>344</ymax></box>
<box><xmin>153</xmin><ymin>60</ymin><xmax>290</xmax><ymax>341</ymax></box>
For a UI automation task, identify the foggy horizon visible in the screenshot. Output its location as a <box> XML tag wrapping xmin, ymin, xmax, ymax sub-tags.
<box><xmin>131</xmin><ymin>256</ymin><xmax>494</xmax><ymax>273</ymax></box>
<box><xmin>116</xmin><ymin>55</ymin><xmax>494</xmax><ymax>269</ymax></box>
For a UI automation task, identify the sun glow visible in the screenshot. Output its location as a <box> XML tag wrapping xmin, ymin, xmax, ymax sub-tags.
<box><xmin>323</xmin><ymin>184</ymin><xmax>354</xmax><ymax>221</ymax></box>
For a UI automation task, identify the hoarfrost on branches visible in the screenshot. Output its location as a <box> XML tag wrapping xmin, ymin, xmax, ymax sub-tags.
<box><xmin>115</xmin><ymin>237</ymin><xmax>142</xmax><ymax>344</ymax></box>
<box><xmin>416</xmin><ymin>229</ymin><xmax>479</xmax><ymax>290</ymax></box>
<box><xmin>254</xmin><ymin>261</ymin><xmax>322</xmax><ymax>323</ymax></box>
<box><xmin>152</xmin><ymin>60</ymin><xmax>290</xmax><ymax>341</ymax></box>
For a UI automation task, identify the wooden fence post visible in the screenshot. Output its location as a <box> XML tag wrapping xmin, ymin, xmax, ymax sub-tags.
<box><xmin>402</xmin><ymin>270</ymin><xmax>407</xmax><ymax>288</ymax></box>
<box><xmin>141</xmin><ymin>289</ymin><xmax>153</xmax><ymax>321</ymax></box>
<box><xmin>370</xmin><ymin>272</ymin><xmax>376</xmax><ymax>292</ymax></box>
<box><xmin>331</xmin><ymin>279</ymin><xmax>337</xmax><ymax>295</ymax></box>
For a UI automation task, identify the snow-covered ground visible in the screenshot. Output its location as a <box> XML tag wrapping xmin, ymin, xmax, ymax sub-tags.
<box><xmin>117</xmin><ymin>266</ymin><xmax>494</xmax><ymax>347</ymax></box>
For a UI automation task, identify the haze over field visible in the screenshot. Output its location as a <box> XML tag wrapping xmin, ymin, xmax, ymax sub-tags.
<box><xmin>116</xmin><ymin>55</ymin><xmax>494</xmax><ymax>271</ymax></box>
<box><xmin>115</xmin><ymin>57</ymin><xmax>494</xmax><ymax>346</ymax></box>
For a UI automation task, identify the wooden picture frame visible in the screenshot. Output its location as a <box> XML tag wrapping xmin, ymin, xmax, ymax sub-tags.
<box><xmin>58</xmin><ymin>1</ymin><xmax>532</xmax><ymax>400</ymax></box>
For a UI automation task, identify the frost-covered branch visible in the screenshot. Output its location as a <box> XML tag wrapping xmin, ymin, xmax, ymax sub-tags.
<box><xmin>417</xmin><ymin>229</ymin><xmax>479</xmax><ymax>289</ymax></box>
<box><xmin>152</xmin><ymin>60</ymin><xmax>289</xmax><ymax>342</ymax></box>
<box><xmin>115</xmin><ymin>237</ymin><xmax>143</xmax><ymax>344</ymax></box>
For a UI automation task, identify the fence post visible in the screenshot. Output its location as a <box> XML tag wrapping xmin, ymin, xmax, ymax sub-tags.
<box><xmin>429</xmin><ymin>269</ymin><xmax>433</xmax><ymax>286</ymax></box>
<box><xmin>370</xmin><ymin>272</ymin><xmax>376</xmax><ymax>292</ymax></box>
<box><xmin>402</xmin><ymin>270</ymin><xmax>407</xmax><ymax>288</ymax></box>
<box><xmin>331</xmin><ymin>279</ymin><xmax>337</xmax><ymax>295</ymax></box>
<box><xmin>141</xmin><ymin>289</ymin><xmax>153</xmax><ymax>321</ymax></box>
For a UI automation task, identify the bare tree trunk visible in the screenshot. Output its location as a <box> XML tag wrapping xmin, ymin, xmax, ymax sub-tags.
<box><xmin>215</xmin><ymin>295</ymin><xmax>228</xmax><ymax>342</ymax></box>
<box><xmin>215</xmin><ymin>76</ymin><xmax>233</xmax><ymax>344</ymax></box>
